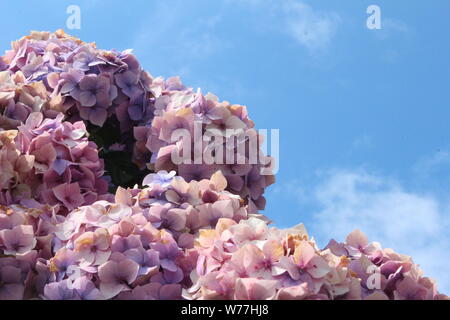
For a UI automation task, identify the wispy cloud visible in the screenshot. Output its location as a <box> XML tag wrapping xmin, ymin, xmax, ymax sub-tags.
<box><xmin>131</xmin><ymin>1</ymin><xmax>225</xmax><ymax>77</ymax></box>
<box><xmin>226</xmin><ymin>0</ymin><xmax>341</xmax><ymax>52</ymax></box>
<box><xmin>282</xmin><ymin>1</ymin><xmax>341</xmax><ymax>52</ymax></box>
<box><xmin>301</xmin><ymin>169</ymin><xmax>450</xmax><ymax>294</ymax></box>
<box><xmin>414</xmin><ymin>149</ymin><xmax>450</xmax><ymax>177</ymax></box>
<box><xmin>374</xmin><ymin>17</ymin><xmax>410</xmax><ymax>40</ymax></box>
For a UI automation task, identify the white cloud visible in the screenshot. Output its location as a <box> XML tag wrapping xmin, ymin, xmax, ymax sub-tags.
<box><xmin>226</xmin><ymin>0</ymin><xmax>340</xmax><ymax>52</ymax></box>
<box><xmin>132</xmin><ymin>0</ymin><xmax>340</xmax><ymax>64</ymax></box>
<box><xmin>382</xmin><ymin>18</ymin><xmax>409</xmax><ymax>33</ymax></box>
<box><xmin>282</xmin><ymin>1</ymin><xmax>341</xmax><ymax>51</ymax></box>
<box><xmin>305</xmin><ymin>169</ymin><xmax>450</xmax><ymax>294</ymax></box>
<box><xmin>414</xmin><ymin>150</ymin><xmax>450</xmax><ymax>177</ymax></box>
<box><xmin>131</xmin><ymin>1</ymin><xmax>225</xmax><ymax>77</ymax></box>
<box><xmin>374</xmin><ymin>18</ymin><xmax>410</xmax><ymax>40</ymax></box>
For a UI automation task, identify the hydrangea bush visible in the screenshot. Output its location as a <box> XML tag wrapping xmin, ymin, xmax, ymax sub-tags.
<box><xmin>0</xmin><ymin>30</ymin><xmax>447</xmax><ymax>300</ymax></box>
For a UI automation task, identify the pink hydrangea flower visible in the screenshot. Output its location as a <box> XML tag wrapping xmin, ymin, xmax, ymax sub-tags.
<box><xmin>0</xmin><ymin>31</ymin><xmax>448</xmax><ymax>301</ymax></box>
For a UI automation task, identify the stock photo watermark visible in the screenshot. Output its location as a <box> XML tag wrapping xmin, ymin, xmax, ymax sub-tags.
<box><xmin>66</xmin><ymin>5</ymin><xmax>81</xmax><ymax>30</ymax></box>
<box><xmin>366</xmin><ymin>265</ymin><xmax>382</xmax><ymax>290</ymax></box>
<box><xmin>367</xmin><ymin>5</ymin><xmax>382</xmax><ymax>30</ymax></box>
<box><xmin>169</xmin><ymin>121</ymin><xmax>279</xmax><ymax>175</ymax></box>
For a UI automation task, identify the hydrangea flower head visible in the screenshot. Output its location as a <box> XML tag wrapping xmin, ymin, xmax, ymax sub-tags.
<box><xmin>0</xmin><ymin>31</ymin><xmax>447</xmax><ymax>301</ymax></box>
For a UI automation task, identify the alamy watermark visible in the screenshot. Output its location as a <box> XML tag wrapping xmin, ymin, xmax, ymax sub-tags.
<box><xmin>367</xmin><ymin>5</ymin><xmax>382</xmax><ymax>30</ymax></box>
<box><xmin>366</xmin><ymin>265</ymin><xmax>382</xmax><ymax>290</ymax></box>
<box><xmin>169</xmin><ymin>121</ymin><xmax>279</xmax><ymax>175</ymax></box>
<box><xmin>66</xmin><ymin>5</ymin><xmax>81</xmax><ymax>30</ymax></box>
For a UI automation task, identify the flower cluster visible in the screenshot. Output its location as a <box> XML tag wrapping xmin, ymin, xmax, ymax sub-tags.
<box><xmin>0</xmin><ymin>202</ymin><xmax>61</xmax><ymax>299</ymax></box>
<box><xmin>185</xmin><ymin>219</ymin><xmax>447</xmax><ymax>300</ymax></box>
<box><xmin>1</xmin><ymin>31</ymin><xmax>275</xmax><ymax>205</ymax></box>
<box><xmin>135</xmin><ymin>170</ymin><xmax>259</xmax><ymax>241</ymax></box>
<box><xmin>0</xmin><ymin>186</ymin><xmax>188</xmax><ymax>300</ymax></box>
<box><xmin>44</xmin><ymin>210</ymin><xmax>190</xmax><ymax>300</ymax></box>
<box><xmin>1</xmin><ymin>30</ymin><xmax>153</xmax><ymax>129</ymax></box>
<box><xmin>1</xmin><ymin>112</ymin><xmax>108</xmax><ymax>213</ymax></box>
<box><xmin>18</xmin><ymin>112</ymin><xmax>108</xmax><ymax>213</ymax></box>
<box><xmin>0</xmin><ymin>70</ymin><xmax>48</xmax><ymax>129</ymax></box>
<box><xmin>0</xmin><ymin>30</ymin><xmax>157</xmax><ymax>189</ymax></box>
<box><xmin>185</xmin><ymin>218</ymin><xmax>360</xmax><ymax>300</ymax></box>
<box><xmin>39</xmin><ymin>171</ymin><xmax>259</xmax><ymax>300</ymax></box>
<box><xmin>325</xmin><ymin>230</ymin><xmax>447</xmax><ymax>300</ymax></box>
<box><xmin>0</xmin><ymin>31</ymin><xmax>447</xmax><ymax>300</ymax></box>
<box><xmin>0</xmin><ymin>130</ymin><xmax>35</xmax><ymax>204</ymax></box>
<box><xmin>133</xmin><ymin>83</ymin><xmax>275</xmax><ymax>212</ymax></box>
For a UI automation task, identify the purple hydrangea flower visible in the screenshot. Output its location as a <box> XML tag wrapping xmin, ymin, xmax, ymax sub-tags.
<box><xmin>72</xmin><ymin>74</ymin><xmax>111</xmax><ymax>107</ymax></box>
<box><xmin>142</xmin><ymin>170</ymin><xmax>176</xmax><ymax>188</ymax></box>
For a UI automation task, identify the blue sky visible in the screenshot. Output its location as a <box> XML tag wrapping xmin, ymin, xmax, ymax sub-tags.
<box><xmin>1</xmin><ymin>0</ymin><xmax>450</xmax><ymax>293</ymax></box>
